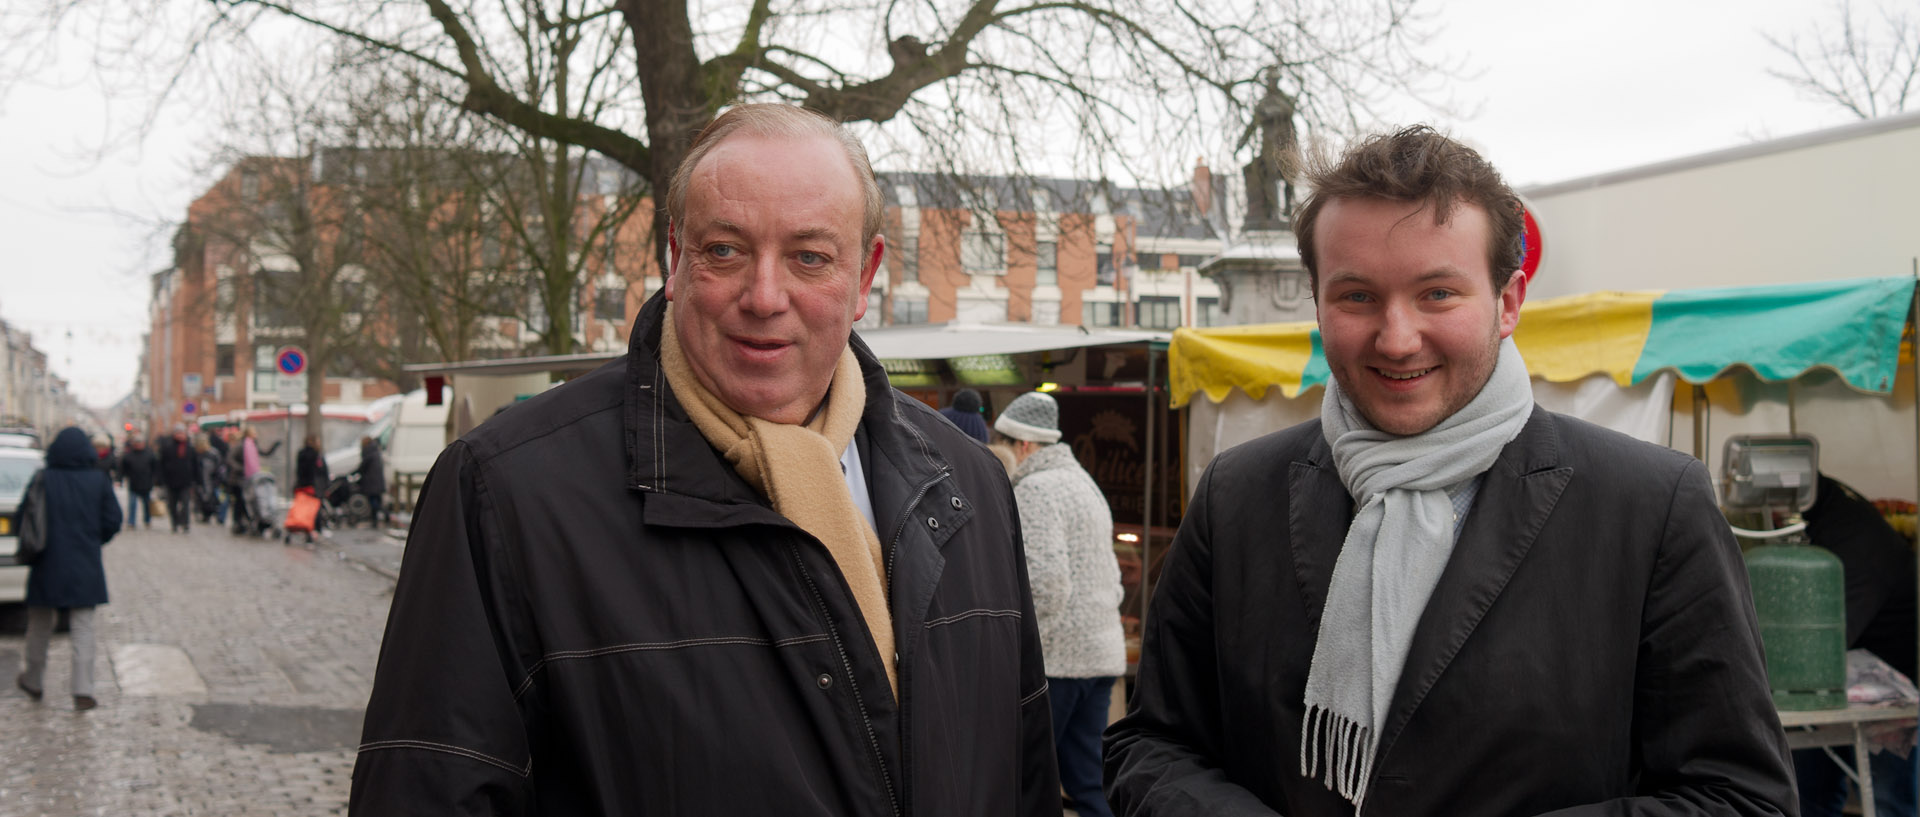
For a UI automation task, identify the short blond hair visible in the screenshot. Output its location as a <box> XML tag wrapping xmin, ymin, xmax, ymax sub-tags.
<box><xmin>666</xmin><ymin>104</ymin><xmax>884</xmax><ymax>246</ymax></box>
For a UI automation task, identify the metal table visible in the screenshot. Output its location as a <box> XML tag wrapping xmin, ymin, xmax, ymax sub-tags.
<box><xmin>1777</xmin><ymin>704</ymin><xmax>1919</xmax><ymax>817</ymax></box>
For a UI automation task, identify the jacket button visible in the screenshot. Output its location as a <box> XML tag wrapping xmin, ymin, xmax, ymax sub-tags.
<box><xmin>950</xmin><ymin>496</ymin><xmax>963</xmax><ymax>510</ymax></box>
<box><xmin>926</xmin><ymin>517</ymin><xmax>939</xmax><ymax>530</ymax></box>
<box><xmin>816</xmin><ymin>673</ymin><xmax>832</xmax><ymax>689</ymax></box>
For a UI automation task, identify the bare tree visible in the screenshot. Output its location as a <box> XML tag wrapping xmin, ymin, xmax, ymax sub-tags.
<box><xmin>188</xmin><ymin>52</ymin><xmax>380</xmax><ymax>442</ymax></box>
<box><xmin>23</xmin><ymin>0</ymin><xmax>1447</xmax><ymax>263</ymax></box>
<box><xmin>1767</xmin><ymin>0</ymin><xmax>1920</xmax><ymax>119</ymax></box>
<box><xmin>333</xmin><ymin>67</ymin><xmax>518</xmax><ymax>377</ymax></box>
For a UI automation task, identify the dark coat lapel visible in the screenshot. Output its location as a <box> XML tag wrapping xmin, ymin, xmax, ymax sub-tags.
<box><xmin>1373</xmin><ymin>408</ymin><xmax>1573</xmax><ymax>762</ymax></box>
<box><xmin>1286</xmin><ymin>426</ymin><xmax>1351</xmax><ymax>636</ymax></box>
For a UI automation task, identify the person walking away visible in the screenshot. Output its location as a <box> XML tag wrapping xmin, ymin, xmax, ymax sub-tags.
<box><xmin>352</xmin><ymin>436</ymin><xmax>386</xmax><ymax>529</ymax></box>
<box><xmin>15</xmin><ymin>426</ymin><xmax>122</xmax><ymax>711</ymax></box>
<box><xmin>996</xmin><ymin>391</ymin><xmax>1126</xmax><ymax>817</ymax></box>
<box><xmin>940</xmin><ymin>388</ymin><xmax>992</xmax><ymax>444</ymax></box>
<box><xmin>117</xmin><ymin>436</ymin><xmax>157</xmax><ymax>530</ymax></box>
<box><xmin>294</xmin><ymin>435</ymin><xmax>329</xmax><ymax>542</ymax></box>
<box><xmin>158</xmin><ymin>425</ymin><xmax>199</xmax><ymax>533</ymax></box>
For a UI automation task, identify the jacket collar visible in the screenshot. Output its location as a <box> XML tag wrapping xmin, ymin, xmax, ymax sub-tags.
<box><xmin>621</xmin><ymin>291</ymin><xmax>956</xmax><ymax>521</ymax></box>
<box><xmin>1288</xmin><ymin>408</ymin><xmax>1573</xmax><ymax>769</ymax></box>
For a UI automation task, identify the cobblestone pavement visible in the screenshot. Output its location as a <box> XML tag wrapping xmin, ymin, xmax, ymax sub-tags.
<box><xmin>0</xmin><ymin>507</ymin><xmax>401</xmax><ymax>817</ymax></box>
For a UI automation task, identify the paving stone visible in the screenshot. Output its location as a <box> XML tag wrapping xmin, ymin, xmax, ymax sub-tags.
<box><xmin>0</xmin><ymin>508</ymin><xmax>396</xmax><ymax>816</ymax></box>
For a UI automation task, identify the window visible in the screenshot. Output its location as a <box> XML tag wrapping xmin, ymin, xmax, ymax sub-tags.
<box><xmin>899</xmin><ymin>231</ymin><xmax>919</xmax><ymax>284</ymax></box>
<box><xmin>1138</xmin><ymin>296</ymin><xmax>1180</xmax><ymax>329</ymax></box>
<box><xmin>1197</xmin><ymin>297</ymin><xmax>1223</xmax><ymax>327</ymax></box>
<box><xmin>1096</xmin><ymin>247</ymin><xmax>1115</xmax><ymax>287</ymax></box>
<box><xmin>1036</xmin><ymin>241</ymin><xmax>1058</xmax><ymax>286</ymax></box>
<box><xmin>962</xmin><ymin>231</ymin><xmax>1004</xmax><ymax>274</ymax></box>
<box><xmin>595</xmin><ymin>286</ymin><xmax>625</xmax><ymax>322</ymax></box>
<box><xmin>892</xmin><ymin>297</ymin><xmax>928</xmax><ymax>325</ymax></box>
<box><xmin>1082</xmin><ymin>301</ymin><xmax>1120</xmax><ymax>327</ymax></box>
<box><xmin>1179</xmin><ymin>254</ymin><xmax>1210</xmax><ymax>269</ymax></box>
<box><xmin>216</xmin><ymin>344</ymin><xmax>235</xmax><ymax>377</ymax></box>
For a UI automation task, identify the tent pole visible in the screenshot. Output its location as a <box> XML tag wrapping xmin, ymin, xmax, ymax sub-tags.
<box><xmin>1909</xmin><ymin>268</ymin><xmax>1918</xmax><ymax>688</ymax></box>
<box><xmin>1141</xmin><ymin>343</ymin><xmax>1157</xmax><ymax>632</ymax></box>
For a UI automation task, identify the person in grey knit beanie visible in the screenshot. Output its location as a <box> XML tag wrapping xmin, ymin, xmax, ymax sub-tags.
<box><xmin>995</xmin><ymin>390</ymin><xmax>1124</xmax><ymax>817</ymax></box>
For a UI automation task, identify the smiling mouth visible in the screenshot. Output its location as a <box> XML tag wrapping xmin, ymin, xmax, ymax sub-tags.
<box><xmin>736</xmin><ymin>338</ymin><xmax>788</xmax><ymax>351</ymax></box>
<box><xmin>1376</xmin><ymin>367</ymin><xmax>1435</xmax><ymax>381</ymax></box>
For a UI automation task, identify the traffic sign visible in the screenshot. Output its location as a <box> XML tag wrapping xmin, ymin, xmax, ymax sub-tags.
<box><xmin>275</xmin><ymin>346</ymin><xmax>307</xmax><ymax>377</ymax></box>
<box><xmin>183</xmin><ymin>401</ymin><xmax>197</xmax><ymax>415</ymax></box>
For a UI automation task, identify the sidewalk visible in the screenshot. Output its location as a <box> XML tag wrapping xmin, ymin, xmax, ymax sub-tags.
<box><xmin>310</xmin><ymin>522</ymin><xmax>408</xmax><ymax>581</ymax></box>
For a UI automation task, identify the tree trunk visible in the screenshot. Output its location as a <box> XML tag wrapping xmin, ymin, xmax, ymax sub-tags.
<box><xmin>623</xmin><ymin>0</ymin><xmax>709</xmax><ymax>269</ymax></box>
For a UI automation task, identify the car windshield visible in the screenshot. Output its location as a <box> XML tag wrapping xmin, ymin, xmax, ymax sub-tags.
<box><xmin>0</xmin><ymin>456</ymin><xmax>40</xmax><ymax>501</ymax></box>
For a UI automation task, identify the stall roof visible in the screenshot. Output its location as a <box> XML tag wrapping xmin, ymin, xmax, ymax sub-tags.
<box><xmin>858</xmin><ymin>322</ymin><xmax>1169</xmax><ymax>360</ymax></box>
<box><xmin>401</xmin><ymin>322</ymin><xmax>1171</xmax><ymax>379</ymax></box>
<box><xmin>1169</xmin><ymin>276</ymin><xmax>1918</xmax><ymax>408</ymax></box>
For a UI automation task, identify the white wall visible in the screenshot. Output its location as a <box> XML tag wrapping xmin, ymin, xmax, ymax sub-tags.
<box><xmin>1524</xmin><ymin>116</ymin><xmax>1920</xmax><ymax>299</ymax></box>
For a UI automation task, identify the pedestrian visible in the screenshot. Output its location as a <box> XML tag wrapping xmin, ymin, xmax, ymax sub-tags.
<box><xmin>117</xmin><ymin>435</ymin><xmax>157</xmax><ymax>530</ymax></box>
<box><xmin>158</xmin><ymin>424</ymin><xmax>200</xmax><ymax>533</ymax></box>
<box><xmin>352</xmin><ymin>436</ymin><xmax>385</xmax><ymax>528</ymax></box>
<box><xmin>197</xmin><ymin>435</ymin><xmax>228</xmax><ymax>524</ymax></box>
<box><xmin>294</xmin><ymin>434</ymin><xmax>330</xmax><ymax>543</ymax></box>
<box><xmin>15</xmin><ymin>426</ymin><xmax>122</xmax><ymax>712</ymax></box>
<box><xmin>939</xmin><ymin>388</ymin><xmax>992</xmax><ymax>443</ymax></box>
<box><xmin>1793</xmin><ymin>472</ymin><xmax>1919</xmax><ymax>817</ymax></box>
<box><xmin>1105</xmin><ymin>126</ymin><xmax>1795</xmax><ymax>815</ymax></box>
<box><xmin>996</xmin><ymin>391</ymin><xmax>1126</xmax><ymax>817</ymax></box>
<box><xmin>351</xmin><ymin>103</ymin><xmax>1058</xmax><ymax>815</ymax></box>
<box><xmin>91</xmin><ymin>433</ymin><xmax>115</xmax><ymax>480</ymax></box>
<box><xmin>227</xmin><ymin>427</ymin><xmax>280</xmax><ymax>535</ymax></box>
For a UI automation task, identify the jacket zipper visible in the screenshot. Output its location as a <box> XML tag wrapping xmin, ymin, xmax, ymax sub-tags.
<box><xmin>882</xmin><ymin>468</ymin><xmax>949</xmax><ymax>817</ymax></box>
<box><xmin>789</xmin><ymin>542</ymin><xmax>902</xmax><ymax>817</ymax></box>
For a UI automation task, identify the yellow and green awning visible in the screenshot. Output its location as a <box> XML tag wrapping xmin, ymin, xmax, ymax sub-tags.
<box><xmin>1170</xmin><ymin>276</ymin><xmax>1916</xmax><ymax>408</ymax></box>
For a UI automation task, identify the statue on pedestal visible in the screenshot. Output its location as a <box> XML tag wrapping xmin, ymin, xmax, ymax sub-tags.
<box><xmin>1236</xmin><ymin>67</ymin><xmax>1300</xmax><ymax>231</ymax></box>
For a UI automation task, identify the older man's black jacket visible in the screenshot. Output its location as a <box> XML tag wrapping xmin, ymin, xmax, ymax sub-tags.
<box><xmin>350</xmin><ymin>294</ymin><xmax>1059</xmax><ymax>816</ymax></box>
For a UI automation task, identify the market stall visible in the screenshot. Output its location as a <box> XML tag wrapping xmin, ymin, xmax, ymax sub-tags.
<box><xmin>1171</xmin><ymin>275</ymin><xmax>1919</xmax><ymax>505</ymax></box>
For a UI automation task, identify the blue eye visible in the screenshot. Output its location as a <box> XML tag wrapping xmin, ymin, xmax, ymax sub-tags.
<box><xmin>708</xmin><ymin>244</ymin><xmax>737</xmax><ymax>259</ymax></box>
<box><xmin>796</xmin><ymin>251</ymin><xmax>827</xmax><ymax>266</ymax></box>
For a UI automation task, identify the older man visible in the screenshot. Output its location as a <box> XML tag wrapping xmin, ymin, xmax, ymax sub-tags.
<box><xmin>1104</xmin><ymin>126</ymin><xmax>1795</xmax><ymax>816</ymax></box>
<box><xmin>350</xmin><ymin>104</ymin><xmax>1057</xmax><ymax>816</ymax></box>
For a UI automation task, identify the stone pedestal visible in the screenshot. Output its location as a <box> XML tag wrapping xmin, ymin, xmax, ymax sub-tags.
<box><xmin>1197</xmin><ymin>228</ymin><xmax>1312</xmax><ymax>326</ymax></box>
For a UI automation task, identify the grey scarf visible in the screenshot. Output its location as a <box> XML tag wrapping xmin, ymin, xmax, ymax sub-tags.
<box><xmin>1301</xmin><ymin>338</ymin><xmax>1533</xmax><ymax>809</ymax></box>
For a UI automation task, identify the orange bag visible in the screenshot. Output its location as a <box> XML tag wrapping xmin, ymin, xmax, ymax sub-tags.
<box><xmin>284</xmin><ymin>489</ymin><xmax>321</xmax><ymax>533</ymax></box>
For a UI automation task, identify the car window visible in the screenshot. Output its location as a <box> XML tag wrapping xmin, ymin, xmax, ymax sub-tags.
<box><xmin>0</xmin><ymin>457</ymin><xmax>40</xmax><ymax>498</ymax></box>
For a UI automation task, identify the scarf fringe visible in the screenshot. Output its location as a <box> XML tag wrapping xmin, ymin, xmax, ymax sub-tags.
<box><xmin>1300</xmin><ymin>703</ymin><xmax>1376</xmax><ymax>811</ymax></box>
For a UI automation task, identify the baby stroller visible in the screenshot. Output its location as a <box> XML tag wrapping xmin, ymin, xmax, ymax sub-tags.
<box><xmin>232</xmin><ymin>471</ymin><xmax>281</xmax><ymax>538</ymax></box>
<box><xmin>325</xmin><ymin>474</ymin><xmax>372</xmax><ymax>528</ymax></box>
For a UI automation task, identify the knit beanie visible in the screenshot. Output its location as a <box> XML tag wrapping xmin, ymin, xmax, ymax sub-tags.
<box><xmin>994</xmin><ymin>391</ymin><xmax>1062</xmax><ymax>444</ymax></box>
<box><xmin>951</xmin><ymin>388</ymin><xmax>984</xmax><ymax>415</ymax></box>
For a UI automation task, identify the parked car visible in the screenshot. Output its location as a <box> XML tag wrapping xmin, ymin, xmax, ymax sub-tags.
<box><xmin>0</xmin><ymin>427</ymin><xmax>40</xmax><ymax>449</ymax></box>
<box><xmin>0</xmin><ymin>445</ymin><xmax>44</xmax><ymax>603</ymax></box>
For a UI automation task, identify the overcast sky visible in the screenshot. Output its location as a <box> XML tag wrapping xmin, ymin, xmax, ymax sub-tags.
<box><xmin>0</xmin><ymin>0</ymin><xmax>1867</xmax><ymax>409</ymax></box>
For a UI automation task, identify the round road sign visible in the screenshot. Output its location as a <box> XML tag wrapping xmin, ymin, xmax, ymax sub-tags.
<box><xmin>275</xmin><ymin>346</ymin><xmax>307</xmax><ymax>377</ymax></box>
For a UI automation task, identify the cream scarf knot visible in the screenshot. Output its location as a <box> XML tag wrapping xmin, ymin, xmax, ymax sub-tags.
<box><xmin>659</xmin><ymin>311</ymin><xmax>896</xmax><ymax>698</ymax></box>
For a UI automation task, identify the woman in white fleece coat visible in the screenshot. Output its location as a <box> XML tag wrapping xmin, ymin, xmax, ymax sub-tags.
<box><xmin>996</xmin><ymin>391</ymin><xmax>1127</xmax><ymax>817</ymax></box>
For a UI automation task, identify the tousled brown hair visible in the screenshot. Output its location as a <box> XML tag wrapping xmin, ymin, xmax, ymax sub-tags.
<box><xmin>666</xmin><ymin>104</ymin><xmax>884</xmax><ymax>247</ymax></box>
<box><xmin>1294</xmin><ymin>125</ymin><xmax>1524</xmax><ymax>294</ymax></box>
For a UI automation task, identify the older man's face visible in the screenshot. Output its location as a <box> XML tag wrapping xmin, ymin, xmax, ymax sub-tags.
<box><xmin>666</xmin><ymin>133</ymin><xmax>882</xmax><ymax>424</ymax></box>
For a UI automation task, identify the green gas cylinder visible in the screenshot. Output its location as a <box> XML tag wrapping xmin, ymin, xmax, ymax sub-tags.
<box><xmin>1744</xmin><ymin>542</ymin><xmax>1847</xmax><ymax>710</ymax></box>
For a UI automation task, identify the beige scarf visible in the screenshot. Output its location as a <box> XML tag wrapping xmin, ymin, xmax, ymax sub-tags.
<box><xmin>659</xmin><ymin>311</ymin><xmax>896</xmax><ymax>698</ymax></box>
